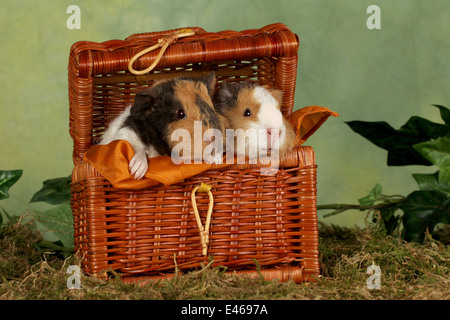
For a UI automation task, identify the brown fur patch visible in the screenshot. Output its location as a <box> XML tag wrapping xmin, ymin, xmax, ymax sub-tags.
<box><xmin>167</xmin><ymin>79</ymin><xmax>225</xmax><ymax>159</ymax></box>
<box><xmin>222</xmin><ymin>87</ymin><xmax>260</xmax><ymax>130</ymax></box>
<box><xmin>175</xmin><ymin>81</ymin><xmax>203</xmax><ymax>124</ymax></box>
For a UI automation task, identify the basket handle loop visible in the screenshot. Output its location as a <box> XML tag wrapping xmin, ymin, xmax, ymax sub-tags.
<box><xmin>128</xmin><ymin>29</ymin><xmax>196</xmax><ymax>75</ymax></box>
<box><xmin>191</xmin><ymin>183</ymin><xmax>214</xmax><ymax>256</ymax></box>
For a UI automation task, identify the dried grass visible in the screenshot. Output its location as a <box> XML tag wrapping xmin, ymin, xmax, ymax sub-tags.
<box><xmin>1</xmin><ymin>220</ymin><xmax>448</xmax><ymax>300</ymax></box>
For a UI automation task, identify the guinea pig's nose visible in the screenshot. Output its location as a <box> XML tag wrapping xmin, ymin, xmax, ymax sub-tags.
<box><xmin>267</xmin><ymin>128</ymin><xmax>282</xmax><ymax>136</ymax></box>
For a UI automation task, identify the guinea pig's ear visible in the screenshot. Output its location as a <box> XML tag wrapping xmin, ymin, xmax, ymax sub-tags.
<box><xmin>217</xmin><ymin>81</ymin><xmax>236</xmax><ymax>101</ymax></box>
<box><xmin>131</xmin><ymin>88</ymin><xmax>157</xmax><ymax>119</ymax></box>
<box><xmin>201</xmin><ymin>72</ymin><xmax>217</xmax><ymax>97</ymax></box>
<box><xmin>214</xmin><ymin>81</ymin><xmax>239</xmax><ymax>113</ymax></box>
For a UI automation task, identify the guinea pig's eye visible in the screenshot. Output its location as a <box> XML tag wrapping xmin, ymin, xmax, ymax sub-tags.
<box><xmin>176</xmin><ymin>109</ymin><xmax>186</xmax><ymax>119</ymax></box>
<box><xmin>244</xmin><ymin>108</ymin><xmax>251</xmax><ymax>117</ymax></box>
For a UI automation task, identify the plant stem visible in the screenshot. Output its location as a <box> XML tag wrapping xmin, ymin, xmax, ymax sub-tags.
<box><xmin>318</xmin><ymin>201</ymin><xmax>401</xmax><ymax>218</ymax></box>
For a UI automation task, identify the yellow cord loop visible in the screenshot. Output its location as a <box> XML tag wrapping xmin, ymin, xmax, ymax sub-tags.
<box><xmin>128</xmin><ymin>29</ymin><xmax>195</xmax><ymax>75</ymax></box>
<box><xmin>191</xmin><ymin>183</ymin><xmax>214</xmax><ymax>256</ymax></box>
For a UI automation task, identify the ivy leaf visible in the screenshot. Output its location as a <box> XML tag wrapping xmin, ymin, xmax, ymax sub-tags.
<box><xmin>35</xmin><ymin>239</ymin><xmax>73</xmax><ymax>257</ymax></box>
<box><xmin>398</xmin><ymin>116</ymin><xmax>448</xmax><ymax>139</ymax></box>
<box><xmin>0</xmin><ymin>170</ymin><xmax>23</xmax><ymax>200</ymax></box>
<box><xmin>346</xmin><ymin>113</ymin><xmax>448</xmax><ymax>166</ymax></box>
<box><xmin>399</xmin><ymin>190</ymin><xmax>450</xmax><ymax>243</ymax></box>
<box><xmin>30</xmin><ymin>175</ymin><xmax>71</xmax><ymax>205</ymax></box>
<box><xmin>30</xmin><ymin>202</ymin><xmax>74</xmax><ymax>249</ymax></box>
<box><xmin>358</xmin><ymin>184</ymin><xmax>401</xmax><ymax>235</ymax></box>
<box><xmin>433</xmin><ymin>104</ymin><xmax>450</xmax><ymax>127</ymax></box>
<box><xmin>412</xmin><ymin>172</ymin><xmax>450</xmax><ymax>195</ymax></box>
<box><xmin>358</xmin><ymin>183</ymin><xmax>382</xmax><ymax>206</ymax></box>
<box><xmin>380</xmin><ymin>206</ymin><xmax>400</xmax><ymax>235</ymax></box>
<box><xmin>414</xmin><ymin>135</ymin><xmax>450</xmax><ymax>186</ymax></box>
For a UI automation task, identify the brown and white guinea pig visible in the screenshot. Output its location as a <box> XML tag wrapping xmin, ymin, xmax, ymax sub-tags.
<box><xmin>214</xmin><ymin>81</ymin><xmax>295</xmax><ymax>160</ymax></box>
<box><xmin>99</xmin><ymin>72</ymin><xmax>228</xmax><ymax>179</ymax></box>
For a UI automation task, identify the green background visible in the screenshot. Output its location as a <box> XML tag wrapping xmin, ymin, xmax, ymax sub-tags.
<box><xmin>1</xmin><ymin>0</ymin><xmax>449</xmax><ymax>227</ymax></box>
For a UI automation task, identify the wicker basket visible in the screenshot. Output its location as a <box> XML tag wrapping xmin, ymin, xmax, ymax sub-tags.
<box><xmin>69</xmin><ymin>23</ymin><xmax>320</xmax><ymax>284</ymax></box>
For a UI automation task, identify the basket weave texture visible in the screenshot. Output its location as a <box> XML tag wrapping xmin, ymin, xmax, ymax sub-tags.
<box><xmin>69</xmin><ymin>23</ymin><xmax>319</xmax><ymax>283</ymax></box>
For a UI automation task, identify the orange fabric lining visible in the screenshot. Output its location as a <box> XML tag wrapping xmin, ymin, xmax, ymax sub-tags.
<box><xmin>288</xmin><ymin>105</ymin><xmax>339</xmax><ymax>146</ymax></box>
<box><xmin>83</xmin><ymin>105</ymin><xmax>338</xmax><ymax>189</ymax></box>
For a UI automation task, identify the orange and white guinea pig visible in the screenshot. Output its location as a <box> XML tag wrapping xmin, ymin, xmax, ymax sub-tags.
<box><xmin>100</xmin><ymin>73</ymin><xmax>228</xmax><ymax>179</ymax></box>
<box><xmin>214</xmin><ymin>81</ymin><xmax>295</xmax><ymax>160</ymax></box>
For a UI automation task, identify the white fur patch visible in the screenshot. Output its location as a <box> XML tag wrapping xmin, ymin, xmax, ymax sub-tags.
<box><xmin>100</xmin><ymin>106</ymin><xmax>134</xmax><ymax>144</ymax></box>
<box><xmin>100</xmin><ymin>106</ymin><xmax>159</xmax><ymax>157</ymax></box>
<box><xmin>252</xmin><ymin>87</ymin><xmax>286</xmax><ymax>148</ymax></box>
<box><xmin>99</xmin><ymin>105</ymin><xmax>159</xmax><ymax>179</ymax></box>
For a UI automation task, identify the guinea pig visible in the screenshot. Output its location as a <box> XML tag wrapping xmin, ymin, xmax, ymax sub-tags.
<box><xmin>214</xmin><ymin>81</ymin><xmax>295</xmax><ymax>161</ymax></box>
<box><xmin>99</xmin><ymin>72</ymin><xmax>228</xmax><ymax>179</ymax></box>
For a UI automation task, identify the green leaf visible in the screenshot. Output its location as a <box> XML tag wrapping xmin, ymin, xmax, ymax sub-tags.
<box><xmin>433</xmin><ymin>104</ymin><xmax>450</xmax><ymax>127</ymax></box>
<box><xmin>346</xmin><ymin>121</ymin><xmax>436</xmax><ymax>166</ymax></box>
<box><xmin>0</xmin><ymin>170</ymin><xmax>23</xmax><ymax>200</ymax></box>
<box><xmin>414</xmin><ymin>135</ymin><xmax>450</xmax><ymax>186</ymax></box>
<box><xmin>346</xmin><ymin>109</ymin><xmax>449</xmax><ymax>166</ymax></box>
<box><xmin>35</xmin><ymin>239</ymin><xmax>73</xmax><ymax>257</ymax></box>
<box><xmin>398</xmin><ymin>116</ymin><xmax>448</xmax><ymax>139</ymax></box>
<box><xmin>412</xmin><ymin>172</ymin><xmax>450</xmax><ymax>195</ymax></box>
<box><xmin>398</xmin><ymin>190</ymin><xmax>450</xmax><ymax>243</ymax></box>
<box><xmin>358</xmin><ymin>183</ymin><xmax>382</xmax><ymax>206</ymax></box>
<box><xmin>30</xmin><ymin>202</ymin><xmax>74</xmax><ymax>249</ymax></box>
<box><xmin>30</xmin><ymin>175</ymin><xmax>71</xmax><ymax>205</ymax></box>
<box><xmin>379</xmin><ymin>207</ymin><xmax>400</xmax><ymax>235</ymax></box>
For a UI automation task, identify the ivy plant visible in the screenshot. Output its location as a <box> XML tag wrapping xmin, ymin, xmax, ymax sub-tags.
<box><xmin>28</xmin><ymin>175</ymin><xmax>73</xmax><ymax>254</ymax></box>
<box><xmin>0</xmin><ymin>170</ymin><xmax>23</xmax><ymax>224</ymax></box>
<box><xmin>0</xmin><ymin>170</ymin><xmax>73</xmax><ymax>255</ymax></box>
<box><xmin>319</xmin><ymin>105</ymin><xmax>450</xmax><ymax>243</ymax></box>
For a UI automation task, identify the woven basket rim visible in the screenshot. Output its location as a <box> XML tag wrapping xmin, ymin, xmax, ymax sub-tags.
<box><xmin>69</xmin><ymin>23</ymin><xmax>299</xmax><ymax>78</ymax></box>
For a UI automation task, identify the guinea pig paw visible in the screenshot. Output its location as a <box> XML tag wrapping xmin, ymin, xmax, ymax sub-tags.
<box><xmin>129</xmin><ymin>151</ymin><xmax>148</xmax><ymax>180</ymax></box>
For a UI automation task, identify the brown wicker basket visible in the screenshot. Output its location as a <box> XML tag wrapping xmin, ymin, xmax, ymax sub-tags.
<box><xmin>69</xmin><ymin>23</ymin><xmax>320</xmax><ymax>283</ymax></box>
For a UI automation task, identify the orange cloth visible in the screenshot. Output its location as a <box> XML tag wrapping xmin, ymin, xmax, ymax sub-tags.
<box><xmin>84</xmin><ymin>106</ymin><xmax>338</xmax><ymax>189</ymax></box>
<box><xmin>84</xmin><ymin>141</ymin><xmax>227</xmax><ymax>189</ymax></box>
<box><xmin>288</xmin><ymin>105</ymin><xmax>339</xmax><ymax>146</ymax></box>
